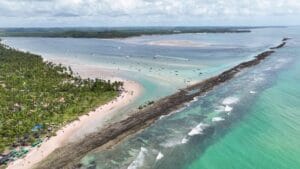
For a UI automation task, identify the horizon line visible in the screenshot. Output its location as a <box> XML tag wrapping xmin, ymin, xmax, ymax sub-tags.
<box><xmin>0</xmin><ymin>25</ymin><xmax>296</xmax><ymax>29</ymax></box>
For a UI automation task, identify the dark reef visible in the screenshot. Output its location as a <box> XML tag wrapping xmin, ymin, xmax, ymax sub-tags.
<box><xmin>34</xmin><ymin>38</ymin><xmax>289</xmax><ymax>169</ymax></box>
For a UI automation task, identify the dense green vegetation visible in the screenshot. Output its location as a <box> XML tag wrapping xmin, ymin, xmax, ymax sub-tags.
<box><xmin>0</xmin><ymin>41</ymin><xmax>122</xmax><ymax>153</ymax></box>
<box><xmin>0</xmin><ymin>27</ymin><xmax>251</xmax><ymax>38</ymax></box>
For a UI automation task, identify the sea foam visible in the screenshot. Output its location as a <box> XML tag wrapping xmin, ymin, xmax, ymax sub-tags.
<box><xmin>222</xmin><ymin>97</ymin><xmax>239</xmax><ymax>105</ymax></box>
<box><xmin>188</xmin><ymin>123</ymin><xmax>208</xmax><ymax>136</ymax></box>
<box><xmin>212</xmin><ymin>117</ymin><xmax>225</xmax><ymax>122</ymax></box>
<box><xmin>160</xmin><ymin>138</ymin><xmax>182</xmax><ymax>148</ymax></box>
<box><xmin>127</xmin><ymin>147</ymin><xmax>148</xmax><ymax>169</ymax></box>
<box><xmin>181</xmin><ymin>137</ymin><xmax>189</xmax><ymax>144</ymax></box>
<box><xmin>156</xmin><ymin>152</ymin><xmax>164</xmax><ymax>161</ymax></box>
<box><xmin>159</xmin><ymin>106</ymin><xmax>187</xmax><ymax>120</ymax></box>
<box><xmin>224</xmin><ymin>105</ymin><xmax>233</xmax><ymax>112</ymax></box>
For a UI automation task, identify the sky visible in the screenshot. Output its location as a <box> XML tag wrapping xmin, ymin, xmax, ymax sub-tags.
<box><xmin>0</xmin><ymin>0</ymin><xmax>299</xmax><ymax>27</ymax></box>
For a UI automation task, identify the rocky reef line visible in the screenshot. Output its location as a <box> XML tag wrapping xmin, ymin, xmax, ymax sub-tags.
<box><xmin>35</xmin><ymin>38</ymin><xmax>289</xmax><ymax>169</ymax></box>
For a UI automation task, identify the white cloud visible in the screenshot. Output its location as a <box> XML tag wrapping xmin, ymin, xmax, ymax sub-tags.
<box><xmin>0</xmin><ymin>0</ymin><xmax>299</xmax><ymax>26</ymax></box>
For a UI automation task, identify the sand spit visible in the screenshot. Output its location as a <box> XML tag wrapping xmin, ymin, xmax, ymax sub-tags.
<box><xmin>34</xmin><ymin>38</ymin><xmax>289</xmax><ymax>169</ymax></box>
<box><xmin>147</xmin><ymin>40</ymin><xmax>211</xmax><ymax>48</ymax></box>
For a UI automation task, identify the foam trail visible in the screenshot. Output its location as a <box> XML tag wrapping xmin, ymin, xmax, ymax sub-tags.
<box><xmin>160</xmin><ymin>138</ymin><xmax>182</xmax><ymax>148</ymax></box>
<box><xmin>188</xmin><ymin>123</ymin><xmax>208</xmax><ymax>136</ymax></box>
<box><xmin>181</xmin><ymin>137</ymin><xmax>189</xmax><ymax>144</ymax></box>
<box><xmin>127</xmin><ymin>147</ymin><xmax>148</xmax><ymax>169</ymax></box>
<box><xmin>193</xmin><ymin>96</ymin><xmax>199</xmax><ymax>102</ymax></box>
<box><xmin>212</xmin><ymin>117</ymin><xmax>225</xmax><ymax>122</ymax></box>
<box><xmin>215</xmin><ymin>106</ymin><xmax>226</xmax><ymax>112</ymax></box>
<box><xmin>156</xmin><ymin>152</ymin><xmax>164</xmax><ymax>161</ymax></box>
<box><xmin>253</xmin><ymin>76</ymin><xmax>264</xmax><ymax>82</ymax></box>
<box><xmin>159</xmin><ymin>106</ymin><xmax>186</xmax><ymax>120</ymax></box>
<box><xmin>222</xmin><ymin>97</ymin><xmax>239</xmax><ymax>105</ymax></box>
<box><xmin>224</xmin><ymin>105</ymin><xmax>233</xmax><ymax>112</ymax></box>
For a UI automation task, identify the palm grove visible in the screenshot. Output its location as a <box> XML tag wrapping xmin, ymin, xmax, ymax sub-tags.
<box><xmin>0</xmin><ymin>41</ymin><xmax>122</xmax><ymax>153</ymax></box>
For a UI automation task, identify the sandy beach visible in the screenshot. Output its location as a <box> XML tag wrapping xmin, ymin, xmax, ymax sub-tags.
<box><xmin>7</xmin><ymin>61</ymin><xmax>142</xmax><ymax>169</ymax></box>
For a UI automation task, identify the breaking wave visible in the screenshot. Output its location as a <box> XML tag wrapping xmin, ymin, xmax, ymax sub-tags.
<box><xmin>181</xmin><ymin>137</ymin><xmax>189</xmax><ymax>144</ymax></box>
<box><xmin>188</xmin><ymin>123</ymin><xmax>209</xmax><ymax>136</ymax></box>
<box><xmin>156</xmin><ymin>152</ymin><xmax>164</xmax><ymax>161</ymax></box>
<box><xmin>212</xmin><ymin>117</ymin><xmax>225</xmax><ymax>122</ymax></box>
<box><xmin>127</xmin><ymin>147</ymin><xmax>148</xmax><ymax>169</ymax></box>
<box><xmin>222</xmin><ymin>97</ymin><xmax>239</xmax><ymax>105</ymax></box>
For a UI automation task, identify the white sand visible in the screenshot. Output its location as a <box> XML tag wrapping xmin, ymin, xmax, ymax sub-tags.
<box><xmin>147</xmin><ymin>40</ymin><xmax>211</xmax><ymax>48</ymax></box>
<box><xmin>7</xmin><ymin>61</ymin><xmax>142</xmax><ymax>169</ymax></box>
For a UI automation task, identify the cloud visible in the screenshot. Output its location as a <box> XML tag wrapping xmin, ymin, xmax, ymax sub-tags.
<box><xmin>52</xmin><ymin>12</ymin><xmax>79</xmax><ymax>17</ymax></box>
<box><xmin>0</xmin><ymin>0</ymin><xmax>299</xmax><ymax>26</ymax></box>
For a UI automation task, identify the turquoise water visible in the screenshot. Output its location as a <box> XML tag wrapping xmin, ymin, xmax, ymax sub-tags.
<box><xmin>79</xmin><ymin>28</ymin><xmax>300</xmax><ymax>169</ymax></box>
<box><xmin>187</xmin><ymin>42</ymin><xmax>300</xmax><ymax>169</ymax></box>
<box><xmin>3</xmin><ymin>27</ymin><xmax>300</xmax><ymax>169</ymax></box>
<box><xmin>188</xmin><ymin>70</ymin><xmax>300</xmax><ymax>169</ymax></box>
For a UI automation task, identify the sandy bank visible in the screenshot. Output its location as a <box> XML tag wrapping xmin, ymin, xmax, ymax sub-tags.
<box><xmin>147</xmin><ymin>40</ymin><xmax>211</xmax><ymax>48</ymax></box>
<box><xmin>7</xmin><ymin>61</ymin><xmax>142</xmax><ymax>169</ymax></box>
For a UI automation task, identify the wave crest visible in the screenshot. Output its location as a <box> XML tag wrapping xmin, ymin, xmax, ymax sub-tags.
<box><xmin>188</xmin><ymin>123</ymin><xmax>208</xmax><ymax>136</ymax></box>
<box><xmin>127</xmin><ymin>147</ymin><xmax>148</xmax><ymax>169</ymax></box>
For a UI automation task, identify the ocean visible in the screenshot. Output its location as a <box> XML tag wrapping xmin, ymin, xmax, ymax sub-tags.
<box><xmin>3</xmin><ymin>26</ymin><xmax>300</xmax><ymax>169</ymax></box>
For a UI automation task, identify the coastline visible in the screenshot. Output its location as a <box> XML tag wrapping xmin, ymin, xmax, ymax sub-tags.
<box><xmin>6</xmin><ymin>59</ymin><xmax>143</xmax><ymax>169</ymax></box>
<box><xmin>33</xmin><ymin>39</ymin><xmax>289</xmax><ymax>169</ymax></box>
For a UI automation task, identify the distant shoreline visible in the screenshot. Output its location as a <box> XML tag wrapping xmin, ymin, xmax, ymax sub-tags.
<box><xmin>0</xmin><ymin>27</ymin><xmax>251</xmax><ymax>39</ymax></box>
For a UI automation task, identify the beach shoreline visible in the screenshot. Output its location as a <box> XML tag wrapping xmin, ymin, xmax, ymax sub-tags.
<box><xmin>6</xmin><ymin>59</ymin><xmax>143</xmax><ymax>169</ymax></box>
